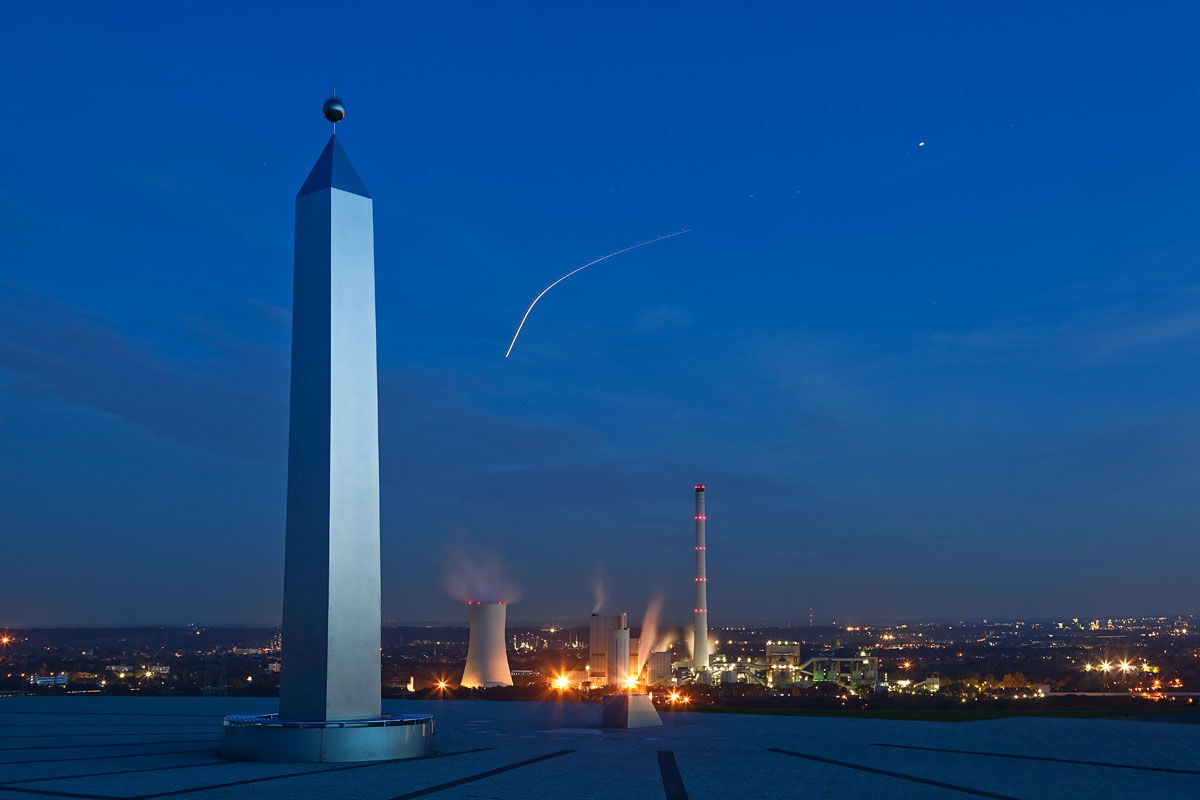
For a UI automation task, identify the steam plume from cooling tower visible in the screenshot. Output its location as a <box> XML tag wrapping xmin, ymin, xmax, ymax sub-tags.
<box><xmin>636</xmin><ymin>594</ymin><xmax>663</xmax><ymax>676</ymax></box>
<box><xmin>442</xmin><ymin>541</ymin><xmax>519</xmax><ymax>605</ymax></box>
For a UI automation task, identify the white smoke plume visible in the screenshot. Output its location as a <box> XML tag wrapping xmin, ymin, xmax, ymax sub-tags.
<box><xmin>442</xmin><ymin>541</ymin><xmax>519</xmax><ymax>605</ymax></box>
<box><xmin>636</xmin><ymin>594</ymin><xmax>664</xmax><ymax>675</ymax></box>
<box><xmin>591</xmin><ymin>566</ymin><xmax>607</xmax><ymax>614</ymax></box>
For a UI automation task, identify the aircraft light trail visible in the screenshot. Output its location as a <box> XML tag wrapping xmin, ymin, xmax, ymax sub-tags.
<box><xmin>505</xmin><ymin>229</ymin><xmax>691</xmax><ymax>358</ymax></box>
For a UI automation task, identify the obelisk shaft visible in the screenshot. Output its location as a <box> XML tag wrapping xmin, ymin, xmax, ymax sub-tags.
<box><xmin>279</xmin><ymin>136</ymin><xmax>380</xmax><ymax>722</ymax></box>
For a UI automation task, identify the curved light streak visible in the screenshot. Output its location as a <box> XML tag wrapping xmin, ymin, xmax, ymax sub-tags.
<box><xmin>505</xmin><ymin>229</ymin><xmax>692</xmax><ymax>357</ymax></box>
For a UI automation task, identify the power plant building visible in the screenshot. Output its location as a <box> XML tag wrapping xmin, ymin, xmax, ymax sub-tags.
<box><xmin>646</xmin><ymin>651</ymin><xmax>673</xmax><ymax>686</ymax></box>
<box><xmin>588</xmin><ymin>613</ymin><xmax>626</xmax><ymax>687</ymax></box>
<box><xmin>607</xmin><ymin>628</ymin><xmax>630</xmax><ymax>686</ymax></box>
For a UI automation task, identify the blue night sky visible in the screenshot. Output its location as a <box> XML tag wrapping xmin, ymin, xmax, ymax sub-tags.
<box><xmin>3</xmin><ymin>2</ymin><xmax>1200</xmax><ymax>626</ymax></box>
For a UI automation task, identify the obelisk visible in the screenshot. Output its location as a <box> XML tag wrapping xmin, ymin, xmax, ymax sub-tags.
<box><xmin>221</xmin><ymin>96</ymin><xmax>432</xmax><ymax>762</ymax></box>
<box><xmin>278</xmin><ymin>103</ymin><xmax>381</xmax><ymax>724</ymax></box>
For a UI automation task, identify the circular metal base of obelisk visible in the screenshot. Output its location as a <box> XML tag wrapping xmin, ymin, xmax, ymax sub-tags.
<box><xmin>220</xmin><ymin>713</ymin><xmax>434</xmax><ymax>763</ymax></box>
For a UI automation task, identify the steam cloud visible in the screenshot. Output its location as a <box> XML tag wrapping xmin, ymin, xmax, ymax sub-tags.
<box><xmin>591</xmin><ymin>566</ymin><xmax>607</xmax><ymax>614</ymax></box>
<box><xmin>442</xmin><ymin>541</ymin><xmax>519</xmax><ymax>605</ymax></box>
<box><xmin>636</xmin><ymin>593</ymin><xmax>664</xmax><ymax>675</ymax></box>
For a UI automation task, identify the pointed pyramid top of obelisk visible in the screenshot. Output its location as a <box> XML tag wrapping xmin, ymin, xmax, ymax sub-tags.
<box><xmin>298</xmin><ymin>95</ymin><xmax>370</xmax><ymax>199</ymax></box>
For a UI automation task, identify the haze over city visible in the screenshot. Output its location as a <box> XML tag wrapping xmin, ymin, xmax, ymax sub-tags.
<box><xmin>4</xmin><ymin>2</ymin><xmax>1200</xmax><ymax>628</ymax></box>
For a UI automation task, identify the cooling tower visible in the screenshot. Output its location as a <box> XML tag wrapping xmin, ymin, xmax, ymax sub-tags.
<box><xmin>461</xmin><ymin>602</ymin><xmax>513</xmax><ymax>688</ymax></box>
<box><xmin>693</xmin><ymin>484</ymin><xmax>709</xmax><ymax>670</ymax></box>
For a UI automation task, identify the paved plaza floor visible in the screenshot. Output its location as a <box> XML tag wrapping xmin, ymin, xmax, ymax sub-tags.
<box><xmin>1</xmin><ymin>697</ymin><xmax>1197</xmax><ymax>798</ymax></box>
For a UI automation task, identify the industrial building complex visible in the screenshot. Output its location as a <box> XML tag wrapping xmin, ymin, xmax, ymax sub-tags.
<box><xmin>556</xmin><ymin>484</ymin><xmax>882</xmax><ymax>698</ymax></box>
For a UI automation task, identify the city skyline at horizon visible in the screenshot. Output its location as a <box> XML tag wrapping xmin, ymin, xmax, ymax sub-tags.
<box><xmin>4</xmin><ymin>612</ymin><xmax>1194</xmax><ymax>633</ymax></box>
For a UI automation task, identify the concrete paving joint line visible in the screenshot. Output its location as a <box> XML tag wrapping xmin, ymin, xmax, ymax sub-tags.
<box><xmin>768</xmin><ymin>747</ymin><xmax>1025</xmax><ymax>800</ymax></box>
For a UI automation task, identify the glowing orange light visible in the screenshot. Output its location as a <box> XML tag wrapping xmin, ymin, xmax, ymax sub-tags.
<box><xmin>436</xmin><ymin>680</ymin><xmax>448</xmax><ymax>691</ymax></box>
<box><xmin>625</xmin><ymin>676</ymin><xmax>637</xmax><ymax>689</ymax></box>
<box><xmin>553</xmin><ymin>675</ymin><xmax>569</xmax><ymax>690</ymax></box>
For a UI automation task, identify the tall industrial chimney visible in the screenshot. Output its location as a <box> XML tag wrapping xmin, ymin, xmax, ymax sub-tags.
<box><xmin>693</xmin><ymin>484</ymin><xmax>709</xmax><ymax>671</ymax></box>
<box><xmin>461</xmin><ymin>602</ymin><xmax>513</xmax><ymax>688</ymax></box>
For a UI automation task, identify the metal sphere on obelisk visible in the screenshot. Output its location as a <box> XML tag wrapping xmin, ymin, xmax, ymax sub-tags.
<box><xmin>323</xmin><ymin>95</ymin><xmax>346</xmax><ymax>123</ymax></box>
<box><xmin>220</xmin><ymin>98</ymin><xmax>433</xmax><ymax>763</ymax></box>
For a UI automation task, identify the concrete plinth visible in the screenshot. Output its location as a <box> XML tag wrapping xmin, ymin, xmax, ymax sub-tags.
<box><xmin>220</xmin><ymin>713</ymin><xmax>434</xmax><ymax>763</ymax></box>
<box><xmin>601</xmin><ymin>694</ymin><xmax>663</xmax><ymax>729</ymax></box>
